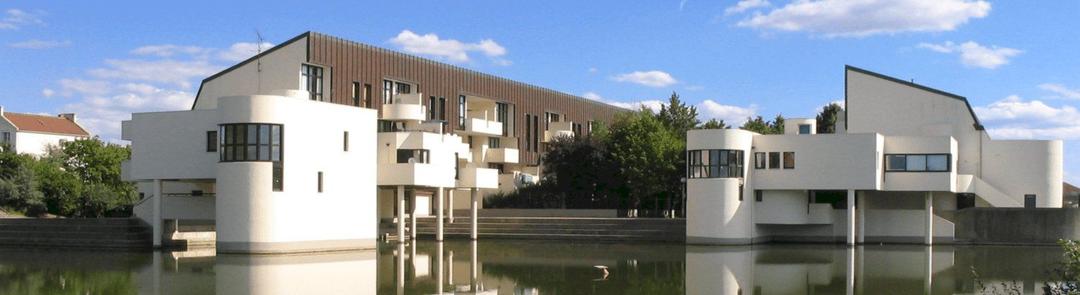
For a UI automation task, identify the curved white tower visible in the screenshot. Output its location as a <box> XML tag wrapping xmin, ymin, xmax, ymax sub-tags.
<box><xmin>686</xmin><ymin>129</ymin><xmax>755</xmax><ymax>244</ymax></box>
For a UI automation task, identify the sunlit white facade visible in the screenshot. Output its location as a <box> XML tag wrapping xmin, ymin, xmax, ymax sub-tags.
<box><xmin>687</xmin><ymin>66</ymin><xmax>1064</xmax><ymax>245</ymax></box>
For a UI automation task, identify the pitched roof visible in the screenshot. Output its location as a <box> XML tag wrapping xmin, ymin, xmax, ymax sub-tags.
<box><xmin>1065</xmin><ymin>182</ymin><xmax>1080</xmax><ymax>195</ymax></box>
<box><xmin>845</xmin><ymin>65</ymin><xmax>985</xmax><ymax>131</ymax></box>
<box><xmin>3</xmin><ymin>112</ymin><xmax>90</xmax><ymax>136</ymax></box>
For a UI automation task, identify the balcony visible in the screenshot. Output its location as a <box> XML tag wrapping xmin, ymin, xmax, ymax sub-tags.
<box><xmin>462</xmin><ymin>118</ymin><xmax>502</xmax><ymax>136</ymax></box>
<box><xmin>543</xmin><ymin>121</ymin><xmax>575</xmax><ymax>142</ymax></box>
<box><xmin>457</xmin><ymin>165</ymin><xmax>499</xmax><ymax>189</ymax></box>
<box><xmin>380</xmin><ymin>92</ymin><xmax>426</xmax><ymax>121</ymax></box>
<box><xmin>377</xmin><ymin>162</ymin><xmax>456</xmax><ymax>188</ymax></box>
<box><xmin>485</xmin><ymin>147</ymin><xmax>519</xmax><ymax>164</ymax></box>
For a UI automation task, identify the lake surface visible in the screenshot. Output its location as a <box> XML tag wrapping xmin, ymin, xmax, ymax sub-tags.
<box><xmin>0</xmin><ymin>240</ymin><xmax>1070</xmax><ymax>294</ymax></box>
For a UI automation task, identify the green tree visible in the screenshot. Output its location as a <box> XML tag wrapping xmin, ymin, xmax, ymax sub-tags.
<box><xmin>607</xmin><ymin>108</ymin><xmax>683</xmax><ymax>216</ymax></box>
<box><xmin>0</xmin><ymin>150</ymin><xmax>46</xmax><ymax>216</ymax></box>
<box><xmin>740</xmin><ymin>114</ymin><xmax>785</xmax><ymax>134</ymax></box>
<box><xmin>816</xmin><ymin>102</ymin><xmax>843</xmax><ymax>134</ymax></box>
<box><xmin>701</xmin><ymin>118</ymin><xmax>728</xmax><ymax>129</ymax></box>
<box><xmin>541</xmin><ymin>135</ymin><xmax>619</xmax><ymax>209</ymax></box>
<box><xmin>657</xmin><ymin>91</ymin><xmax>700</xmax><ymax>138</ymax></box>
<box><xmin>53</xmin><ymin>138</ymin><xmax>137</xmax><ymax>217</ymax></box>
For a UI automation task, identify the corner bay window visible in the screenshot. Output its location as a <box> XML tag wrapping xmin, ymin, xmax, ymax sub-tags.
<box><xmin>885</xmin><ymin>154</ymin><xmax>949</xmax><ymax>172</ymax></box>
<box><xmin>219</xmin><ymin>123</ymin><xmax>284</xmax><ymax>191</ymax></box>
<box><xmin>687</xmin><ymin>149</ymin><xmax>744</xmax><ymax>178</ymax></box>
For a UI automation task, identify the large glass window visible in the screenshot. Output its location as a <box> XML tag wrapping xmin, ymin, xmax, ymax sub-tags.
<box><xmin>754</xmin><ymin>152</ymin><xmax>766</xmax><ymax>169</ymax></box>
<box><xmin>496</xmin><ymin>102</ymin><xmax>509</xmax><ymax>136</ymax></box>
<box><xmin>220</xmin><ymin>123</ymin><xmax>283</xmax><ymax>191</ymax></box>
<box><xmin>798</xmin><ymin>124</ymin><xmax>811</xmax><ymax>134</ymax></box>
<box><xmin>885</xmin><ymin>154</ymin><xmax>949</xmax><ymax>172</ymax></box>
<box><xmin>687</xmin><ymin>149</ymin><xmax>744</xmax><ymax>178</ymax></box>
<box><xmin>768</xmin><ymin>152</ymin><xmax>781</xmax><ymax>169</ymax></box>
<box><xmin>783</xmin><ymin>152</ymin><xmax>795</xmax><ymax>169</ymax></box>
<box><xmin>301</xmin><ymin>64</ymin><xmax>323</xmax><ymax>101</ymax></box>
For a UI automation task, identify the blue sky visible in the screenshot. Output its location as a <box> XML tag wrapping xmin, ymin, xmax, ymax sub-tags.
<box><xmin>1</xmin><ymin>0</ymin><xmax>1079</xmax><ymax>182</ymax></box>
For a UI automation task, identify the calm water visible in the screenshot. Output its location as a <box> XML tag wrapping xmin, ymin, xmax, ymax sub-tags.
<box><xmin>0</xmin><ymin>240</ymin><xmax>1070</xmax><ymax>294</ymax></box>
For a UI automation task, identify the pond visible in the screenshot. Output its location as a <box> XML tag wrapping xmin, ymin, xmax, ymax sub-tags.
<box><xmin>0</xmin><ymin>240</ymin><xmax>1070</xmax><ymax>294</ymax></box>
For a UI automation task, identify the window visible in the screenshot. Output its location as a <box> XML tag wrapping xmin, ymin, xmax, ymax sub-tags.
<box><xmin>524</xmin><ymin>114</ymin><xmax>532</xmax><ymax>151</ymax></box>
<box><xmin>783</xmin><ymin>152</ymin><xmax>795</xmax><ymax>169</ymax></box>
<box><xmin>220</xmin><ymin>123</ymin><xmax>283</xmax><ymax>191</ymax></box>
<box><xmin>458</xmin><ymin>95</ymin><xmax>467</xmax><ymax>130</ymax></box>
<box><xmin>343</xmin><ymin>131</ymin><xmax>349</xmax><ymax>152</ymax></box>
<box><xmin>885</xmin><ymin>154</ymin><xmax>950</xmax><ymax>172</ymax></box>
<box><xmin>1025</xmin><ymin>194</ymin><xmax>1036</xmax><ymax>208</ymax></box>
<box><xmin>687</xmin><ymin>149</ymin><xmax>744</xmax><ymax>178</ymax></box>
<box><xmin>768</xmin><ymin>152</ymin><xmax>780</xmax><ymax>169</ymax></box>
<box><xmin>489</xmin><ymin>137</ymin><xmax>500</xmax><ymax>149</ymax></box>
<box><xmin>383</xmin><ymin>80</ymin><xmax>413</xmax><ymax>104</ymax></box>
<box><xmin>754</xmin><ymin>152</ymin><xmax>766</xmax><ymax>169</ymax></box>
<box><xmin>301</xmin><ymin>64</ymin><xmax>324</xmax><ymax>101</ymax></box>
<box><xmin>798</xmin><ymin>124</ymin><xmax>811</xmax><ymax>134</ymax></box>
<box><xmin>317</xmin><ymin>172</ymin><xmax>324</xmax><ymax>193</ymax></box>
<box><xmin>206</xmin><ymin>131</ymin><xmax>217</xmax><ymax>152</ymax></box>
<box><xmin>587</xmin><ymin>121</ymin><xmax>595</xmax><ymax>136</ymax></box>
<box><xmin>496</xmin><ymin>102</ymin><xmax>509</xmax><ymax>136</ymax></box>
<box><xmin>544</xmin><ymin>112</ymin><xmax>560</xmax><ymax>130</ymax></box>
<box><xmin>755</xmin><ymin>190</ymin><xmax>763</xmax><ymax>202</ymax></box>
<box><xmin>532</xmin><ymin>115</ymin><xmax>539</xmax><ymax>152</ymax></box>
<box><xmin>351</xmin><ymin>82</ymin><xmax>361</xmax><ymax>107</ymax></box>
<box><xmin>396</xmin><ymin>82</ymin><xmax>411</xmax><ymax>94</ymax></box>
<box><xmin>454</xmin><ymin>152</ymin><xmax>460</xmax><ymax>180</ymax></box>
<box><xmin>396</xmin><ymin>149</ymin><xmax>430</xmax><ymax>164</ymax></box>
<box><xmin>363</xmin><ymin>84</ymin><xmax>372</xmax><ymax>108</ymax></box>
<box><xmin>1</xmin><ymin>132</ymin><xmax>10</xmax><ymax>144</ymax></box>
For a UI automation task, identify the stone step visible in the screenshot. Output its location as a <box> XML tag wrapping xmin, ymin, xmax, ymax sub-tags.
<box><xmin>0</xmin><ymin>230</ymin><xmax>151</xmax><ymax>241</ymax></box>
<box><xmin>0</xmin><ymin>218</ymin><xmax>141</xmax><ymax>226</ymax></box>
<box><xmin>0</xmin><ymin>218</ymin><xmax>152</xmax><ymax>250</ymax></box>
<box><xmin>0</xmin><ymin>237</ymin><xmax>151</xmax><ymax>250</ymax></box>
<box><xmin>0</xmin><ymin>224</ymin><xmax>152</xmax><ymax>233</ymax></box>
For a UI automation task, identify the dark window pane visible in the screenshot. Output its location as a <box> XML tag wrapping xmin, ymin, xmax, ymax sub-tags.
<box><xmin>927</xmin><ymin>155</ymin><xmax>948</xmax><ymax>171</ymax></box>
<box><xmin>768</xmin><ymin>152</ymin><xmax>780</xmax><ymax>169</ymax></box>
<box><xmin>887</xmin><ymin>155</ymin><xmax>906</xmax><ymax>171</ymax></box>
<box><xmin>783</xmin><ymin>152</ymin><xmax>795</xmax><ymax>169</ymax></box>
<box><xmin>907</xmin><ymin>155</ymin><xmax>926</xmax><ymax>171</ymax></box>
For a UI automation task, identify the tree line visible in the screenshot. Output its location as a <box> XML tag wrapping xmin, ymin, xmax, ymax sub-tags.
<box><xmin>0</xmin><ymin>138</ymin><xmax>136</xmax><ymax>217</ymax></box>
<box><xmin>485</xmin><ymin>92</ymin><xmax>843</xmax><ymax>217</ymax></box>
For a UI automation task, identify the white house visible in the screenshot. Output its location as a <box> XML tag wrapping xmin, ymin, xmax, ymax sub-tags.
<box><xmin>0</xmin><ymin>107</ymin><xmax>90</xmax><ymax>156</ymax></box>
<box><xmin>687</xmin><ymin>66</ymin><xmax>1064</xmax><ymax>245</ymax></box>
<box><xmin>121</xmin><ymin>32</ymin><xmax>621</xmax><ymax>253</ymax></box>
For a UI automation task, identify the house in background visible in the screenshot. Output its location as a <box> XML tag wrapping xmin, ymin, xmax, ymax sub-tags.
<box><xmin>120</xmin><ymin>31</ymin><xmax>623</xmax><ymax>253</ymax></box>
<box><xmin>687</xmin><ymin>65</ymin><xmax>1064</xmax><ymax>246</ymax></box>
<box><xmin>0</xmin><ymin>106</ymin><xmax>91</xmax><ymax>156</ymax></box>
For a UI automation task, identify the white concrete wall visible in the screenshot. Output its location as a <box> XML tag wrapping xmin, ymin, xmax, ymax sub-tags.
<box><xmin>687</xmin><ymin>129</ymin><xmax>754</xmax><ymax>243</ymax></box>
<box><xmin>751</xmin><ymin>133</ymin><xmax>883</xmax><ymax>191</ymax></box>
<box><xmin>10</xmin><ymin>131</ymin><xmax>81</xmax><ymax>156</ymax></box>
<box><xmin>214</xmin><ymin>94</ymin><xmax>377</xmax><ymax>251</ymax></box>
<box><xmin>846</xmin><ymin>68</ymin><xmax>983</xmax><ymax>176</ymax></box>
<box><xmin>981</xmin><ymin>139</ymin><xmax>1064</xmax><ymax>207</ymax></box>
<box><xmin>194</xmin><ymin>36</ymin><xmax>308</xmax><ymax>110</ymax></box>
<box><xmin>754</xmin><ymin>190</ymin><xmax>816</xmax><ymax>224</ymax></box>
<box><xmin>881</xmin><ymin>135</ymin><xmax>957</xmax><ymax>192</ymax></box>
<box><xmin>124</xmin><ymin>110</ymin><xmax>219</xmax><ymax>181</ymax></box>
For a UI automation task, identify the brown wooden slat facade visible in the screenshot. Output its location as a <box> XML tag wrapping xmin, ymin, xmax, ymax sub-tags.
<box><xmin>305</xmin><ymin>32</ymin><xmax>625</xmax><ymax>165</ymax></box>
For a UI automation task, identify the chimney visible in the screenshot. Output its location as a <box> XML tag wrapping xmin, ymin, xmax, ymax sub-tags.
<box><xmin>0</xmin><ymin>105</ymin><xmax>4</xmax><ymax>116</ymax></box>
<box><xmin>59</xmin><ymin>113</ymin><xmax>76</xmax><ymax>122</ymax></box>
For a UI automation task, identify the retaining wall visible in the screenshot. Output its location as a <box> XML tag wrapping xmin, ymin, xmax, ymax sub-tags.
<box><xmin>954</xmin><ymin>208</ymin><xmax>1080</xmax><ymax>245</ymax></box>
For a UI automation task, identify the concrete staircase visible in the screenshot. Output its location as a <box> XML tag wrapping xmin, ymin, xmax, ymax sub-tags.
<box><xmin>388</xmin><ymin>217</ymin><xmax>685</xmax><ymax>242</ymax></box>
<box><xmin>0</xmin><ymin>218</ymin><xmax>152</xmax><ymax>250</ymax></box>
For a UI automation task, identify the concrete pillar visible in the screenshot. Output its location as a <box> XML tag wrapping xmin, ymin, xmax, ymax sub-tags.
<box><xmin>845</xmin><ymin>247</ymin><xmax>855</xmax><ymax>295</ymax></box>
<box><xmin>410</xmin><ymin>189</ymin><xmax>417</xmax><ymax>240</ymax></box>
<box><xmin>471</xmin><ymin>188</ymin><xmax>479</xmax><ymax>240</ymax></box>
<box><xmin>396</xmin><ymin>185</ymin><xmax>405</xmax><ymax>241</ymax></box>
<box><xmin>436</xmin><ymin>187</ymin><xmax>445</xmax><ymax>241</ymax></box>
<box><xmin>857</xmin><ymin>192</ymin><xmax>865</xmax><ymax>244</ymax></box>
<box><xmin>396</xmin><ymin>242</ymin><xmax>405</xmax><ymax>295</ymax></box>
<box><xmin>448</xmin><ymin>189</ymin><xmax>455</xmax><ymax>224</ymax></box>
<box><xmin>924</xmin><ymin>246</ymin><xmax>933</xmax><ymax>294</ymax></box>
<box><xmin>436</xmin><ymin>242</ymin><xmax>444</xmax><ymax>294</ymax></box>
<box><xmin>925</xmin><ymin>192</ymin><xmax>933</xmax><ymax>245</ymax></box>
<box><xmin>470</xmin><ymin>240</ymin><xmax>478</xmax><ymax>292</ymax></box>
<box><xmin>448</xmin><ymin>250</ymin><xmax>454</xmax><ymax>286</ymax></box>
<box><xmin>846</xmin><ymin>190</ymin><xmax>856</xmax><ymax>246</ymax></box>
<box><xmin>152</xmin><ymin>179</ymin><xmax>163</xmax><ymax>248</ymax></box>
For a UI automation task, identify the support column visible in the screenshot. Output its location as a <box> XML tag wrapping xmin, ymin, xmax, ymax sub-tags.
<box><xmin>857</xmin><ymin>191</ymin><xmax>865</xmax><ymax>244</ymax></box>
<box><xmin>846</xmin><ymin>247</ymin><xmax>855</xmax><ymax>295</ymax></box>
<box><xmin>448</xmin><ymin>250</ymin><xmax>454</xmax><ymax>286</ymax></box>
<box><xmin>410</xmin><ymin>189</ymin><xmax>417</xmax><ymax>240</ymax></box>
<box><xmin>471</xmin><ymin>188</ymin><xmax>479</xmax><ymax>240</ymax></box>
<box><xmin>436</xmin><ymin>187</ymin><xmax>445</xmax><ymax>241</ymax></box>
<box><xmin>396</xmin><ymin>242</ymin><xmax>405</xmax><ymax>295</ymax></box>
<box><xmin>396</xmin><ymin>185</ymin><xmax>405</xmax><ymax>241</ymax></box>
<box><xmin>448</xmin><ymin>189</ymin><xmax>455</xmax><ymax>224</ymax></box>
<box><xmin>924</xmin><ymin>245</ymin><xmax>933</xmax><ymax>294</ymax></box>
<box><xmin>470</xmin><ymin>240</ymin><xmax>478</xmax><ymax>292</ymax></box>
<box><xmin>925</xmin><ymin>192</ymin><xmax>933</xmax><ymax>245</ymax></box>
<box><xmin>846</xmin><ymin>189</ymin><xmax>856</xmax><ymax>246</ymax></box>
<box><xmin>152</xmin><ymin>179</ymin><xmax>163</xmax><ymax>248</ymax></box>
<box><xmin>436</xmin><ymin>242</ymin><xmax>444</xmax><ymax>295</ymax></box>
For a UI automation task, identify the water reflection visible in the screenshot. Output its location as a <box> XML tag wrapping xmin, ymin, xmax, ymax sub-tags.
<box><xmin>0</xmin><ymin>242</ymin><xmax>1069</xmax><ymax>294</ymax></box>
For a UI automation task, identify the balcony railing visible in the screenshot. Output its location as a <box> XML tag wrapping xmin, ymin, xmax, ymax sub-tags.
<box><xmin>485</xmin><ymin>147</ymin><xmax>520</xmax><ymax>164</ymax></box>
<box><xmin>463</xmin><ymin>118</ymin><xmax>503</xmax><ymax>136</ymax></box>
<box><xmin>543</xmin><ymin>121</ymin><xmax>575</xmax><ymax>142</ymax></box>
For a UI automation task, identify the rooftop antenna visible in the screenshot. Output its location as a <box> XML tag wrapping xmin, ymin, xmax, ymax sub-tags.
<box><xmin>255</xmin><ymin>29</ymin><xmax>265</xmax><ymax>92</ymax></box>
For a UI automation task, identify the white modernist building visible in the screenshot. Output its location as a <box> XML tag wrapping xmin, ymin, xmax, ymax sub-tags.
<box><xmin>121</xmin><ymin>32</ymin><xmax>617</xmax><ymax>253</ymax></box>
<box><xmin>0</xmin><ymin>106</ymin><xmax>90</xmax><ymax>156</ymax></box>
<box><xmin>687</xmin><ymin>66</ymin><xmax>1064</xmax><ymax>245</ymax></box>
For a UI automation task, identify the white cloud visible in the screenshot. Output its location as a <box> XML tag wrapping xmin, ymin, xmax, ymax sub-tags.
<box><xmin>613</xmin><ymin>100</ymin><xmax>666</xmax><ymax>112</ymax></box>
<box><xmin>975</xmin><ymin>95</ymin><xmax>1080</xmax><ymax>139</ymax></box>
<box><xmin>0</xmin><ymin>9</ymin><xmax>45</xmax><ymax>30</ymax></box>
<box><xmin>1039</xmin><ymin>83</ymin><xmax>1080</xmax><ymax>100</ymax></box>
<box><xmin>582</xmin><ymin>91</ymin><xmax>603</xmax><ymax>101</ymax></box>
<box><xmin>917</xmin><ymin>41</ymin><xmax>1021</xmax><ymax>69</ymax></box>
<box><xmin>48</xmin><ymin>41</ymin><xmax>266</xmax><ymax>141</ymax></box>
<box><xmin>612</xmin><ymin>70</ymin><xmax>678</xmax><ymax>88</ymax></box>
<box><xmin>588</xmin><ymin>67</ymin><xmax>598</xmax><ymax>73</ymax></box>
<box><xmin>725</xmin><ymin>0</ymin><xmax>771</xmax><ymax>15</ymax></box>
<box><xmin>679</xmin><ymin>0</ymin><xmax>689</xmax><ymax>10</ymax></box>
<box><xmin>737</xmin><ymin>0</ymin><xmax>991</xmax><ymax>38</ymax></box>
<box><xmin>8</xmin><ymin>39</ymin><xmax>70</xmax><ymax>49</ymax></box>
<box><xmin>217</xmin><ymin>42</ymin><xmax>275</xmax><ymax>62</ymax></box>
<box><xmin>698</xmin><ymin>99</ymin><xmax>757</xmax><ymax>125</ymax></box>
<box><xmin>388</xmin><ymin>30</ymin><xmax>508</xmax><ymax>65</ymax></box>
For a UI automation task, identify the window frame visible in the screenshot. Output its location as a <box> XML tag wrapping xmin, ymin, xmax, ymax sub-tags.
<box><xmin>301</xmin><ymin>64</ymin><xmax>324</xmax><ymax>101</ymax></box>
<box><xmin>783</xmin><ymin>152</ymin><xmax>795</xmax><ymax>169</ymax></box>
<box><xmin>884</xmin><ymin>153</ymin><xmax>951</xmax><ymax>172</ymax></box>
<box><xmin>458</xmin><ymin>95</ymin><xmax>467</xmax><ymax>130</ymax></box>
<box><xmin>206</xmin><ymin>131</ymin><xmax>218</xmax><ymax>152</ymax></box>
<box><xmin>768</xmin><ymin>152</ymin><xmax>781</xmax><ymax>169</ymax></box>
<box><xmin>754</xmin><ymin>152</ymin><xmax>766</xmax><ymax>169</ymax></box>
<box><xmin>687</xmin><ymin>149</ymin><xmax>744</xmax><ymax>179</ymax></box>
